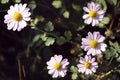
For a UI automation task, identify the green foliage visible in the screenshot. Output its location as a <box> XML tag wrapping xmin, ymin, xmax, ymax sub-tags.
<box><xmin>72</xmin><ymin>73</ymin><xmax>78</xmax><ymax>80</ymax></box>
<box><xmin>70</xmin><ymin>66</ymin><xmax>78</xmax><ymax>73</ymax></box>
<box><xmin>63</xmin><ymin>11</ymin><xmax>70</xmax><ymax>18</ymax></box>
<box><xmin>44</xmin><ymin>21</ymin><xmax>54</xmax><ymax>32</ymax></box>
<box><xmin>101</xmin><ymin>17</ymin><xmax>110</xmax><ymax>24</ymax></box>
<box><xmin>97</xmin><ymin>17</ymin><xmax>110</xmax><ymax>28</ymax></box>
<box><xmin>0</xmin><ymin>0</ymin><xmax>120</xmax><ymax>80</ymax></box>
<box><xmin>52</xmin><ymin>0</ymin><xmax>62</xmax><ymax>9</ymax></box>
<box><xmin>70</xmin><ymin>66</ymin><xmax>78</xmax><ymax>80</ymax></box>
<box><xmin>13</xmin><ymin>0</ymin><xmax>21</xmax><ymax>3</ymax></box>
<box><xmin>0</xmin><ymin>0</ymin><xmax>9</xmax><ymax>4</ymax></box>
<box><xmin>40</xmin><ymin>33</ymin><xmax>47</xmax><ymax>41</ymax></box>
<box><xmin>105</xmin><ymin>41</ymin><xmax>120</xmax><ymax>61</ymax></box>
<box><xmin>56</xmin><ymin>36</ymin><xmax>66</xmax><ymax>45</ymax></box>
<box><xmin>64</xmin><ymin>31</ymin><xmax>72</xmax><ymax>41</ymax></box>
<box><xmin>56</xmin><ymin>31</ymin><xmax>72</xmax><ymax>45</ymax></box>
<box><xmin>28</xmin><ymin>0</ymin><xmax>36</xmax><ymax>10</ymax></box>
<box><xmin>45</xmin><ymin>37</ymin><xmax>55</xmax><ymax>46</ymax></box>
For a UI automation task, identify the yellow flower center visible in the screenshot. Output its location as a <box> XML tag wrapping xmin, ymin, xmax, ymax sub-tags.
<box><xmin>89</xmin><ymin>40</ymin><xmax>98</xmax><ymax>48</ymax></box>
<box><xmin>84</xmin><ymin>62</ymin><xmax>91</xmax><ymax>69</ymax></box>
<box><xmin>54</xmin><ymin>62</ymin><xmax>62</xmax><ymax>70</ymax></box>
<box><xmin>89</xmin><ymin>10</ymin><xmax>97</xmax><ymax>18</ymax></box>
<box><xmin>13</xmin><ymin>12</ymin><xmax>22</xmax><ymax>21</ymax></box>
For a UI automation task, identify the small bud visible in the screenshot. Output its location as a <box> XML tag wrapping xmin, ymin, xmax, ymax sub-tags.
<box><xmin>105</xmin><ymin>29</ymin><xmax>112</xmax><ymax>37</ymax></box>
<box><xmin>70</xmin><ymin>49</ymin><xmax>76</xmax><ymax>54</ymax></box>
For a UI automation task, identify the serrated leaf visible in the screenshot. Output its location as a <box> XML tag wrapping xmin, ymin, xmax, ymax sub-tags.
<box><xmin>1</xmin><ymin>0</ymin><xmax>9</xmax><ymax>4</ymax></box>
<box><xmin>63</xmin><ymin>11</ymin><xmax>70</xmax><ymax>18</ymax></box>
<box><xmin>97</xmin><ymin>23</ymin><xmax>106</xmax><ymax>28</ymax></box>
<box><xmin>52</xmin><ymin>0</ymin><xmax>62</xmax><ymax>9</ymax></box>
<box><xmin>40</xmin><ymin>33</ymin><xmax>47</xmax><ymax>41</ymax></box>
<box><xmin>45</xmin><ymin>37</ymin><xmax>55</xmax><ymax>46</ymax></box>
<box><xmin>44</xmin><ymin>21</ymin><xmax>54</xmax><ymax>32</ymax></box>
<box><xmin>56</xmin><ymin>36</ymin><xmax>66</xmax><ymax>45</ymax></box>
<box><xmin>101</xmin><ymin>17</ymin><xmax>110</xmax><ymax>24</ymax></box>
<box><xmin>64</xmin><ymin>31</ymin><xmax>72</xmax><ymax>40</ymax></box>
<box><xmin>105</xmin><ymin>41</ymin><xmax>120</xmax><ymax>60</ymax></box>
<box><xmin>105</xmin><ymin>49</ymin><xmax>115</xmax><ymax>60</ymax></box>
<box><xmin>28</xmin><ymin>0</ymin><xmax>36</xmax><ymax>10</ymax></box>
<box><xmin>70</xmin><ymin>66</ymin><xmax>78</xmax><ymax>73</ymax></box>
<box><xmin>71</xmin><ymin>73</ymin><xmax>78</xmax><ymax>80</ymax></box>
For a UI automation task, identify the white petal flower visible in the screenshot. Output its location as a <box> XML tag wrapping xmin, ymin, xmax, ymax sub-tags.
<box><xmin>77</xmin><ymin>55</ymin><xmax>98</xmax><ymax>75</ymax></box>
<box><xmin>46</xmin><ymin>55</ymin><xmax>69</xmax><ymax>78</ymax></box>
<box><xmin>83</xmin><ymin>2</ymin><xmax>105</xmax><ymax>26</ymax></box>
<box><xmin>81</xmin><ymin>31</ymin><xmax>107</xmax><ymax>56</ymax></box>
<box><xmin>4</xmin><ymin>3</ymin><xmax>31</xmax><ymax>31</ymax></box>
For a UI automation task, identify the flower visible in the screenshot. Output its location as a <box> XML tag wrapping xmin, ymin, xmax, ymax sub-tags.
<box><xmin>4</xmin><ymin>3</ymin><xmax>31</xmax><ymax>31</ymax></box>
<box><xmin>77</xmin><ymin>55</ymin><xmax>98</xmax><ymax>75</ymax></box>
<box><xmin>83</xmin><ymin>2</ymin><xmax>105</xmax><ymax>26</ymax></box>
<box><xmin>81</xmin><ymin>32</ymin><xmax>107</xmax><ymax>56</ymax></box>
<box><xmin>46</xmin><ymin>55</ymin><xmax>69</xmax><ymax>78</ymax></box>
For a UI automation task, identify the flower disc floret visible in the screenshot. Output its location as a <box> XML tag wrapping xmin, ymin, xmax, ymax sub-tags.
<box><xmin>84</xmin><ymin>62</ymin><xmax>91</xmax><ymax>69</ymax></box>
<box><xmin>13</xmin><ymin>12</ymin><xmax>22</xmax><ymax>21</ymax></box>
<box><xmin>54</xmin><ymin>62</ymin><xmax>62</xmax><ymax>70</ymax></box>
<box><xmin>89</xmin><ymin>10</ymin><xmax>97</xmax><ymax>18</ymax></box>
<box><xmin>89</xmin><ymin>40</ymin><xmax>98</xmax><ymax>48</ymax></box>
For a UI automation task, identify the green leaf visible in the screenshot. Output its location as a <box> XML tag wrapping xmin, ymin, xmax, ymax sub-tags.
<box><xmin>70</xmin><ymin>66</ymin><xmax>78</xmax><ymax>73</ymax></box>
<box><xmin>63</xmin><ymin>11</ymin><xmax>70</xmax><ymax>18</ymax></box>
<box><xmin>72</xmin><ymin>3</ymin><xmax>81</xmax><ymax>11</ymax></box>
<box><xmin>105</xmin><ymin>41</ymin><xmax>120</xmax><ymax>60</ymax></box>
<box><xmin>97</xmin><ymin>23</ymin><xmax>106</xmax><ymax>28</ymax></box>
<box><xmin>38</xmin><ymin>16</ymin><xmax>45</xmax><ymax>22</ymax></box>
<box><xmin>1</xmin><ymin>0</ymin><xmax>9</xmax><ymax>4</ymax></box>
<box><xmin>40</xmin><ymin>33</ymin><xmax>47</xmax><ymax>41</ymax></box>
<box><xmin>64</xmin><ymin>31</ymin><xmax>72</xmax><ymax>40</ymax></box>
<box><xmin>116</xmin><ymin>57</ymin><xmax>120</xmax><ymax>62</ymax></box>
<box><xmin>52</xmin><ymin>0</ymin><xmax>62</xmax><ymax>9</ymax></box>
<box><xmin>45</xmin><ymin>37</ymin><xmax>55</xmax><ymax>46</ymax></box>
<box><xmin>71</xmin><ymin>73</ymin><xmax>78</xmax><ymax>80</ymax></box>
<box><xmin>44</xmin><ymin>21</ymin><xmax>54</xmax><ymax>32</ymax></box>
<box><xmin>28</xmin><ymin>0</ymin><xmax>36</xmax><ymax>10</ymax></box>
<box><xmin>56</xmin><ymin>36</ymin><xmax>66</xmax><ymax>45</ymax></box>
<box><xmin>32</xmin><ymin>34</ymin><xmax>41</xmax><ymax>43</ymax></box>
<box><xmin>107</xmin><ymin>0</ymin><xmax>117</xmax><ymax>5</ymax></box>
<box><xmin>13</xmin><ymin>0</ymin><xmax>21</xmax><ymax>3</ymax></box>
<box><xmin>101</xmin><ymin>17</ymin><xmax>110</xmax><ymax>24</ymax></box>
<box><xmin>105</xmin><ymin>49</ymin><xmax>115</xmax><ymax>60</ymax></box>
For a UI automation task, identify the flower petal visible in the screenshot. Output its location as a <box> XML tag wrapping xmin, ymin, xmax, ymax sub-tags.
<box><xmin>83</xmin><ymin>7</ymin><xmax>90</xmax><ymax>12</ymax></box>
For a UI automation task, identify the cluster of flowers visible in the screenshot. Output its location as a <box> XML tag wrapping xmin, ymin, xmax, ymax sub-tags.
<box><xmin>47</xmin><ymin>31</ymin><xmax>107</xmax><ymax>78</ymax></box>
<box><xmin>3</xmin><ymin>1</ymin><xmax>107</xmax><ymax>78</ymax></box>
<box><xmin>46</xmin><ymin>2</ymin><xmax>107</xmax><ymax>78</ymax></box>
<box><xmin>4</xmin><ymin>2</ymin><xmax>104</xmax><ymax>31</ymax></box>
